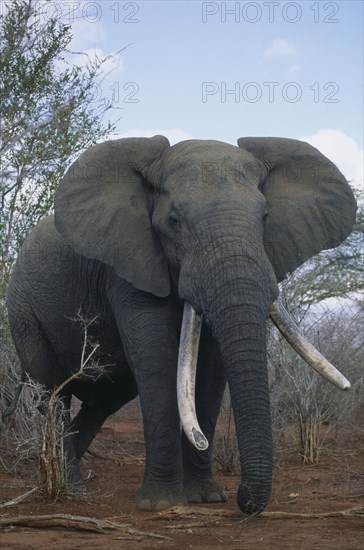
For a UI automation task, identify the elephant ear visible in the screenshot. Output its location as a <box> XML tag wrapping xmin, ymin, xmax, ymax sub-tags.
<box><xmin>238</xmin><ymin>137</ymin><xmax>357</xmax><ymax>282</ymax></box>
<box><xmin>55</xmin><ymin>136</ymin><xmax>171</xmax><ymax>297</ymax></box>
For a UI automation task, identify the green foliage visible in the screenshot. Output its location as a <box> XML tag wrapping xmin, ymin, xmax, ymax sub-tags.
<box><xmin>0</xmin><ymin>0</ymin><xmax>115</xmax><ymax>291</ymax></box>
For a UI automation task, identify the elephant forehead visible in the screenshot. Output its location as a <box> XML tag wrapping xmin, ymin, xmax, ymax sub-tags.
<box><xmin>162</xmin><ymin>145</ymin><xmax>260</xmax><ymax>190</ymax></box>
<box><xmin>167</xmin><ymin>139</ymin><xmax>251</xmax><ymax>164</ymax></box>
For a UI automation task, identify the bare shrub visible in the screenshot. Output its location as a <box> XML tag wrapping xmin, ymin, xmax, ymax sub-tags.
<box><xmin>1</xmin><ymin>354</ymin><xmax>43</xmax><ymax>479</ymax></box>
<box><xmin>268</xmin><ymin>302</ymin><xmax>364</xmax><ymax>464</ymax></box>
<box><xmin>1</xmin><ymin>312</ymin><xmax>106</xmax><ymax>498</ymax></box>
<box><xmin>0</xmin><ymin>352</ymin><xmax>42</xmax><ymax>476</ymax></box>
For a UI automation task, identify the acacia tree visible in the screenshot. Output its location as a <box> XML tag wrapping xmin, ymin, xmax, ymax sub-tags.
<box><xmin>0</xmin><ymin>0</ymin><xmax>116</xmax><ymax>298</ymax></box>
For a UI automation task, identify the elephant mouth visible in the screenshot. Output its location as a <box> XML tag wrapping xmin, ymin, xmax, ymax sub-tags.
<box><xmin>177</xmin><ymin>300</ymin><xmax>351</xmax><ymax>452</ymax></box>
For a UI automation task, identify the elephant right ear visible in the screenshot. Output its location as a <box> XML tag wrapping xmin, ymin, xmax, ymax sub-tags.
<box><xmin>55</xmin><ymin>136</ymin><xmax>171</xmax><ymax>297</ymax></box>
<box><xmin>238</xmin><ymin>137</ymin><xmax>357</xmax><ymax>282</ymax></box>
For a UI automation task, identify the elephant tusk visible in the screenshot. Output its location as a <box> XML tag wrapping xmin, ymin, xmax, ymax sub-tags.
<box><xmin>177</xmin><ymin>302</ymin><xmax>209</xmax><ymax>451</ymax></box>
<box><xmin>269</xmin><ymin>298</ymin><xmax>351</xmax><ymax>391</ymax></box>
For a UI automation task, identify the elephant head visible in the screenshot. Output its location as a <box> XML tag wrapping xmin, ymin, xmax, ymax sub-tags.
<box><xmin>54</xmin><ymin>135</ymin><xmax>356</xmax><ymax>513</ymax></box>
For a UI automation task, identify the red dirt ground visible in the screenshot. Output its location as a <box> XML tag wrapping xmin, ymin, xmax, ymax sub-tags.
<box><xmin>1</xmin><ymin>414</ymin><xmax>363</xmax><ymax>550</ymax></box>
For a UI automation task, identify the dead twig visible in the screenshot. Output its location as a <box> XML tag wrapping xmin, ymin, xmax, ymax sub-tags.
<box><xmin>166</xmin><ymin>519</ymin><xmax>223</xmax><ymax>529</ymax></box>
<box><xmin>260</xmin><ymin>507</ymin><xmax>364</xmax><ymax>520</ymax></box>
<box><xmin>0</xmin><ymin>513</ymin><xmax>173</xmax><ymax>540</ymax></box>
<box><xmin>155</xmin><ymin>505</ymin><xmax>364</xmax><ymax>521</ymax></box>
<box><xmin>154</xmin><ymin>506</ymin><xmax>238</xmax><ymax>519</ymax></box>
<box><xmin>0</xmin><ymin>488</ymin><xmax>37</xmax><ymax>509</ymax></box>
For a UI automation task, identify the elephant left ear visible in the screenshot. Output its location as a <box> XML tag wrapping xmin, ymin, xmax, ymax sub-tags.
<box><xmin>238</xmin><ymin>137</ymin><xmax>357</xmax><ymax>282</ymax></box>
<box><xmin>55</xmin><ymin>136</ymin><xmax>171</xmax><ymax>297</ymax></box>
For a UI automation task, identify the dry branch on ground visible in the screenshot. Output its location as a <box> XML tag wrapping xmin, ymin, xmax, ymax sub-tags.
<box><xmin>0</xmin><ymin>488</ymin><xmax>37</xmax><ymax>509</ymax></box>
<box><xmin>155</xmin><ymin>505</ymin><xmax>364</xmax><ymax>522</ymax></box>
<box><xmin>0</xmin><ymin>513</ymin><xmax>172</xmax><ymax>540</ymax></box>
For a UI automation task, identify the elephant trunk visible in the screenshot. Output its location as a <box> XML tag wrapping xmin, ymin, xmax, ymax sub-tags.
<box><xmin>179</xmin><ymin>247</ymin><xmax>275</xmax><ymax>514</ymax></box>
<box><xmin>208</xmin><ymin>284</ymin><xmax>272</xmax><ymax>514</ymax></box>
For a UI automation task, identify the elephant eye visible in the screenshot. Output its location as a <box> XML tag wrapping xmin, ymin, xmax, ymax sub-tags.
<box><xmin>169</xmin><ymin>210</ymin><xmax>180</xmax><ymax>230</ymax></box>
<box><xmin>263</xmin><ymin>211</ymin><xmax>268</xmax><ymax>222</ymax></box>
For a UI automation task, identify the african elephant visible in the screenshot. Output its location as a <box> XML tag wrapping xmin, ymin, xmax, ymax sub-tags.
<box><xmin>5</xmin><ymin>136</ymin><xmax>356</xmax><ymax>514</ymax></box>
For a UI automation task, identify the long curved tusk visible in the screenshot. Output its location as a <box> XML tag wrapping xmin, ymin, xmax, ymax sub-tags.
<box><xmin>177</xmin><ymin>302</ymin><xmax>209</xmax><ymax>451</ymax></box>
<box><xmin>270</xmin><ymin>298</ymin><xmax>351</xmax><ymax>391</ymax></box>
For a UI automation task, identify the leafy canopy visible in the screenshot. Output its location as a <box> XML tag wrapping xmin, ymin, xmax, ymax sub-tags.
<box><xmin>0</xmin><ymin>0</ymin><xmax>116</xmax><ymax>287</ymax></box>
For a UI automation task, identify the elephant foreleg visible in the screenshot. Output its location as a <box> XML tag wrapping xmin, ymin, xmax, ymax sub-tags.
<box><xmin>109</xmin><ymin>287</ymin><xmax>187</xmax><ymax>511</ymax></box>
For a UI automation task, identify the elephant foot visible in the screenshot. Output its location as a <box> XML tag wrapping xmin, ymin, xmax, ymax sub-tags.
<box><xmin>66</xmin><ymin>479</ymin><xmax>87</xmax><ymax>497</ymax></box>
<box><xmin>184</xmin><ymin>478</ymin><xmax>228</xmax><ymax>504</ymax></box>
<box><xmin>136</xmin><ymin>483</ymin><xmax>188</xmax><ymax>511</ymax></box>
<box><xmin>63</xmin><ymin>458</ymin><xmax>87</xmax><ymax>495</ymax></box>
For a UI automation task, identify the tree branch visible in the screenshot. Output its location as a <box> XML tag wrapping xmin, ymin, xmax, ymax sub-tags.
<box><xmin>0</xmin><ymin>514</ymin><xmax>172</xmax><ymax>540</ymax></box>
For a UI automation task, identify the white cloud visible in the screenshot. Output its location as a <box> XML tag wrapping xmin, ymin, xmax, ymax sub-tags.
<box><xmin>287</xmin><ymin>64</ymin><xmax>301</xmax><ymax>76</ymax></box>
<box><xmin>115</xmin><ymin>129</ymin><xmax>194</xmax><ymax>145</ymax></box>
<box><xmin>69</xmin><ymin>18</ymin><xmax>106</xmax><ymax>50</ymax></box>
<box><xmin>301</xmin><ymin>129</ymin><xmax>363</xmax><ymax>191</ymax></box>
<box><xmin>265</xmin><ymin>38</ymin><xmax>298</xmax><ymax>58</ymax></box>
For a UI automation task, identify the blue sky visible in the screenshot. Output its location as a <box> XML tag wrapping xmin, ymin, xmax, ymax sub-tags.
<box><xmin>61</xmin><ymin>0</ymin><xmax>362</xmax><ymax>188</ymax></box>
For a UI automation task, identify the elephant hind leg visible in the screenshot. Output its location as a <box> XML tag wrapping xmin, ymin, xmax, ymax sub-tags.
<box><xmin>70</xmin><ymin>371</ymin><xmax>138</xmax><ymax>460</ymax></box>
<box><xmin>8</xmin><ymin>302</ymin><xmax>64</xmax><ymax>389</ymax></box>
<box><xmin>61</xmin><ymin>398</ymin><xmax>85</xmax><ymax>489</ymax></box>
<box><xmin>70</xmin><ymin>404</ymin><xmax>111</xmax><ymax>460</ymax></box>
<box><xmin>8</xmin><ymin>307</ymin><xmax>85</xmax><ymax>487</ymax></box>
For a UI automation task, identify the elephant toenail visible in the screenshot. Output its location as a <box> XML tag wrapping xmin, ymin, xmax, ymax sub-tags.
<box><xmin>154</xmin><ymin>500</ymin><xmax>171</xmax><ymax>511</ymax></box>
<box><xmin>206</xmin><ymin>492</ymin><xmax>221</xmax><ymax>502</ymax></box>
<box><xmin>137</xmin><ymin>499</ymin><xmax>152</xmax><ymax>511</ymax></box>
<box><xmin>188</xmin><ymin>493</ymin><xmax>203</xmax><ymax>503</ymax></box>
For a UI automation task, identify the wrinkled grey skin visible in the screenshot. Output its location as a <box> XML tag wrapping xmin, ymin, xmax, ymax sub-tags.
<box><xmin>7</xmin><ymin>136</ymin><xmax>356</xmax><ymax>514</ymax></box>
